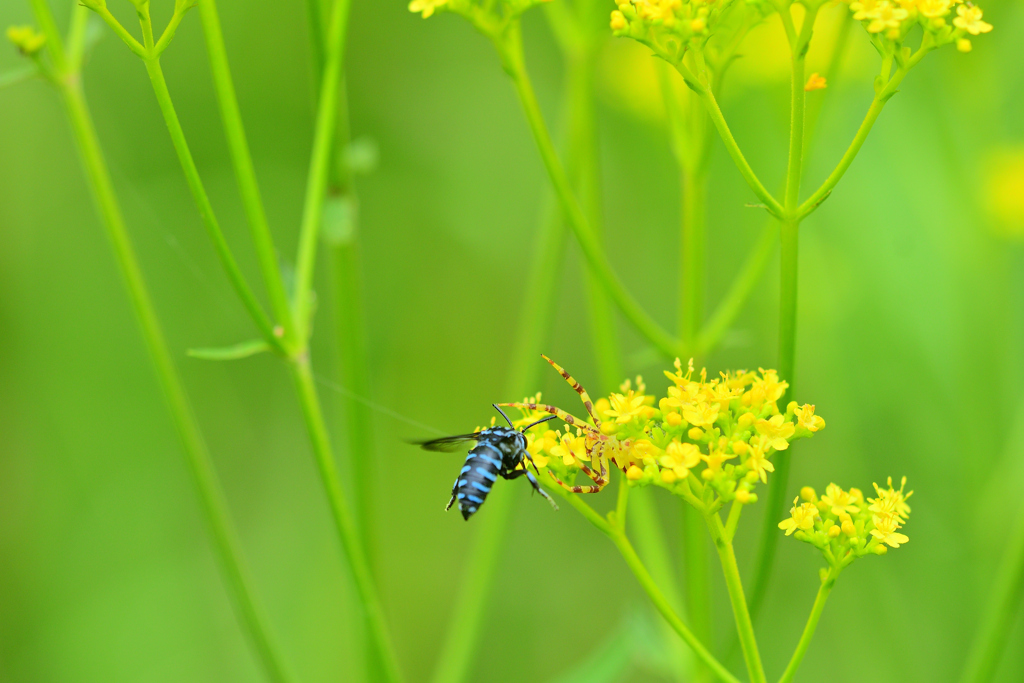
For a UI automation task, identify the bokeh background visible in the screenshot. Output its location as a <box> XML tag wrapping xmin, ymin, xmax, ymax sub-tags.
<box><xmin>2</xmin><ymin>0</ymin><xmax>1024</xmax><ymax>681</ymax></box>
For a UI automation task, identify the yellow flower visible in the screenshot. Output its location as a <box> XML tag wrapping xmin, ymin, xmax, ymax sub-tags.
<box><xmin>804</xmin><ymin>73</ymin><xmax>827</xmax><ymax>92</ymax></box>
<box><xmin>871</xmin><ymin>512</ymin><xmax>909</xmax><ymax>548</ymax></box>
<box><xmin>743</xmin><ymin>369</ymin><xmax>788</xmax><ymax>408</ymax></box>
<box><xmin>820</xmin><ymin>483</ymin><xmax>861</xmax><ymax>516</ymax></box>
<box><xmin>703</xmin><ymin>447</ymin><xmax>737</xmax><ymax>472</ymax></box>
<box><xmin>526</xmin><ymin>430</ymin><xmax>558</xmax><ymax>468</ymax></box>
<box><xmin>6</xmin><ymin>25</ymin><xmax>46</xmax><ymax>56</ymax></box>
<box><xmin>850</xmin><ymin>0</ymin><xmax>881</xmax><ymax>22</ymax></box>
<box><xmin>746</xmin><ymin>437</ymin><xmax>775</xmax><ymax>483</ymax></box>
<box><xmin>779</xmin><ymin>498</ymin><xmax>819</xmax><ymax>536</ymax></box>
<box><xmin>754</xmin><ymin>414</ymin><xmax>796</xmax><ymax>451</ymax></box>
<box><xmin>626</xmin><ymin>465</ymin><xmax>645</xmax><ymax>480</ymax></box>
<box><xmin>610</xmin><ymin>10</ymin><xmax>628</xmax><ymax>30</ymax></box>
<box><xmin>408</xmin><ymin>0</ymin><xmax>447</xmax><ymax>18</ymax></box>
<box><xmin>953</xmin><ymin>4</ymin><xmax>992</xmax><ymax>35</ymax></box>
<box><xmin>550</xmin><ymin>432</ymin><xmax>589</xmax><ymax>467</ymax></box>
<box><xmin>683</xmin><ymin>400</ymin><xmax>720</xmax><ymax>428</ymax></box>
<box><xmin>866</xmin><ymin>1</ymin><xmax>909</xmax><ymax>33</ymax></box>
<box><xmin>607</xmin><ymin>390</ymin><xmax>646</xmax><ymax>424</ymax></box>
<box><xmin>957</xmin><ymin>38</ymin><xmax>972</xmax><ymax>52</ymax></box>
<box><xmin>795</xmin><ymin>404</ymin><xmax>825</xmax><ymax>432</ymax></box>
<box><xmin>868</xmin><ymin>476</ymin><xmax>913</xmax><ymax>520</ymax></box>
<box><xmin>660</xmin><ymin>441</ymin><xmax>701</xmax><ymax>479</ymax></box>
<box><xmin>918</xmin><ymin>0</ymin><xmax>952</xmax><ymax>17</ymax></box>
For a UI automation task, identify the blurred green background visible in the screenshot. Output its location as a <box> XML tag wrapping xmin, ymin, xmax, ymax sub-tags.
<box><xmin>2</xmin><ymin>0</ymin><xmax>1024</xmax><ymax>681</ymax></box>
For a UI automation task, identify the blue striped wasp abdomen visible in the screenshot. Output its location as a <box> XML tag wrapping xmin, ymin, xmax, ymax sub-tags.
<box><xmin>415</xmin><ymin>405</ymin><xmax>559</xmax><ymax>520</ymax></box>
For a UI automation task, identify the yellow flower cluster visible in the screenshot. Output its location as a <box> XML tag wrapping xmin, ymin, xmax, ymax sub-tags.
<box><xmin>780</xmin><ymin>477</ymin><xmax>913</xmax><ymax>568</ymax></box>
<box><xmin>513</xmin><ymin>359</ymin><xmax>824</xmax><ymax>506</ymax></box>
<box><xmin>847</xmin><ymin>0</ymin><xmax>992</xmax><ymax>52</ymax></box>
<box><xmin>610</xmin><ymin>0</ymin><xmax>731</xmax><ymax>51</ymax></box>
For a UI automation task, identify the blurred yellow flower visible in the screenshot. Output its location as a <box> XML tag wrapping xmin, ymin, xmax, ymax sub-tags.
<box><xmin>821</xmin><ymin>483</ymin><xmax>860</xmax><ymax>516</ymax></box>
<box><xmin>953</xmin><ymin>5</ymin><xmax>992</xmax><ymax>35</ymax></box>
<box><xmin>746</xmin><ymin>437</ymin><xmax>775</xmax><ymax>483</ymax></box>
<box><xmin>408</xmin><ymin>0</ymin><xmax>447</xmax><ymax>18</ymax></box>
<box><xmin>866</xmin><ymin>2</ymin><xmax>908</xmax><ymax>33</ymax></box>
<box><xmin>804</xmin><ymin>73</ymin><xmax>827</xmax><ymax>91</ymax></box>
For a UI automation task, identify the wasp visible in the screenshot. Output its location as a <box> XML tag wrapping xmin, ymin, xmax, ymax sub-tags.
<box><xmin>418</xmin><ymin>355</ymin><xmax>629</xmax><ymax>519</ymax></box>
<box><xmin>417</xmin><ymin>406</ymin><xmax>559</xmax><ymax>520</ymax></box>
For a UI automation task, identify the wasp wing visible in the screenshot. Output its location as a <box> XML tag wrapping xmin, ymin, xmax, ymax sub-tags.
<box><xmin>412</xmin><ymin>433</ymin><xmax>482</xmax><ymax>452</ymax></box>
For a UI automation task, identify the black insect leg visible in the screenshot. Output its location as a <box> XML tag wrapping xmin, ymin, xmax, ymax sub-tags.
<box><xmin>507</xmin><ymin>468</ymin><xmax>559</xmax><ymax>510</ymax></box>
<box><xmin>446</xmin><ymin>479</ymin><xmax>458</xmax><ymax>511</ymax></box>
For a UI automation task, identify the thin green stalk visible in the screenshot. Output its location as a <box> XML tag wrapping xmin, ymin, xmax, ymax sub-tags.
<box><xmin>293</xmin><ymin>0</ymin><xmax>352</xmax><ymax>344</ymax></box>
<box><xmin>140</xmin><ymin>55</ymin><xmax>283</xmax><ymax>352</ymax></box>
<box><xmin>630</xmin><ymin>488</ymin><xmax>690</xmax><ymax>681</ymax></box>
<box><xmin>430</xmin><ymin>131</ymin><xmax>570</xmax><ymax>683</ymax></box>
<box><xmin>545</xmin><ymin>485</ymin><xmax>740</xmax><ymax>683</ymax></box>
<box><xmin>288</xmin><ymin>358</ymin><xmax>403</xmax><ymax>683</ymax></box>
<box><xmin>797</xmin><ymin>44</ymin><xmax>929</xmax><ymax>219</ymax></box>
<box><xmin>566</xmin><ymin>47</ymin><xmax>621</xmax><ymax>391</ymax></box>
<box><xmin>682</xmin><ymin>501</ymin><xmax>711</xmax><ymax>678</ymax></box>
<box><xmin>197</xmin><ymin>0</ymin><xmax>294</xmax><ymax>340</ymax></box>
<box><xmin>30</xmin><ymin>3</ymin><xmax>293</xmax><ymax>680</ymax></box>
<box><xmin>497</xmin><ymin>26</ymin><xmax>684</xmax><ymax>359</ymax></box>
<box><xmin>708</xmin><ymin>515</ymin><xmax>766</xmax><ymax>683</ymax></box>
<box><xmin>681</xmin><ymin>168</ymin><xmax>707</xmax><ymax>347</ymax></box>
<box><xmin>694</xmin><ymin>221</ymin><xmax>775</xmax><ymax>354</ymax></box>
<box><xmin>778</xmin><ymin>566</ymin><xmax>840</xmax><ymax>683</ymax></box>
<box><xmin>960</xmin><ymin>396</ymin><xmax>1024</xmax><ymax>683</ymax></box>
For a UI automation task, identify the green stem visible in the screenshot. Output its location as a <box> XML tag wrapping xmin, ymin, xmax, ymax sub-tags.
<box><xmin>960</xmin><ymin>486</ymin><xmax>1024</xmax><ymax>681</ymax></box>
<box><xmin>545</xmin><ymin>486</ymin><xmax>739</xmax><ymax>683</ymax></box>
<box><xmin>30</xmin><ymin>3</ymin><xmax>293</xmax><ymax>680</ymax></box>
<box><xmin>140</xmin><ymin>55</ymin><xmax>283</xmax><ymax>352</ymax></box>
<box><xmin>497</xmin><ymin>25</ymin><xmax>683</xmax><ymax>359</ymax></box>
<box><xmin>694</xmin><ymin>221</ymin><xmax>775</xmax><ymax>354</ymax></box>
<box><xmin>287</xmin><ymin>358</ymin><xmax>403</xmax><ymax>683</ymax></box>
<box><xmin>797</xmin><ymin>46</ymin><xmax>928</xmax><ymax>219</ymax></box>
<box><xmin>708</xmin><ymin>516</ymin><xmax>766</xmax><ymax>683</ymax></box>
<box><xmin>197</xmin><ymin>0</ymin><xmax>294</xmax><ymax>341</ymax></box>
<box><xmin>293</xmin><ymin>0</ymin><xmax>352</xmax><ymax>345</ymax></box>
<box><xmin>565</xmin><ymin>46</ymin><xmax>621</xmax><ymax>390</ymax></box>
<box><xmin>682</xmin><ymin>501</ymin><xmax>711</xmax><ymax>681</ymax></box>
<box><xmin>430</xmin><ymin>137</ymin><xmax>569</xmax><ymax>683</ymax></box>
<box><xmin>778</xmin><ymin>565</ymin><xmax>840</xmax><ymax>683</ymax></box>
<box><xmin>681</xmin><ymin>168</ymin><xmax>707</xmax><ymax>347</ymax></box>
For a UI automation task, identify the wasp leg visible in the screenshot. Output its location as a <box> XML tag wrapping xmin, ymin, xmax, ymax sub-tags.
<box><xmin>507</xmin><ymin>468</ymin><xmax>559</xmax><ymax>510</ymax></box>
<box><xmin>445</xmin><ymin>479</ymin><xmax>458</xmax><ymax>511</ymax></box>
<box><xmin>541</xmin><ymin>355</ymin><xmax>603</xmax><ymax>428</ymax></box>
<box><xmin>496</xmin><ymin>402</ymin><xmax>606</xmax><ymax>439</ymax></box>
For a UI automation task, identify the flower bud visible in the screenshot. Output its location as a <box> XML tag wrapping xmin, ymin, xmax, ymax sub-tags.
<box><xmin>610</xmin><ymin>10</ymin><xmax>628</xmax><ymax>31</ymax></box>
<box><xmin>660</xmin><ymin>469</ymin><xmax>677</xmax><ymax>484</ymax></box>
<box><xmin>626</xmin><ymin>465</ymin><xmax>644</xmax><ymax>481</ymax></box>
<box><xmin>841</xmin><ymin>520</ymin><xmax>857</xmax><ymax>537</ymax></box>
<box><xmin>665</xmin><ymin>411</ymin><xmax>683</xmax><ymax>426</ymax></box>
<box><xmin>735</xmin><ymin>489</ymin><xmax>751</xmax><ymax>504</ymax></box>
<box><xmin>873</xmin><ymin>544</ymin><xmax>888</xmax><ymax>555</ymax></box>
<box><xmin>800</xmin><ymin>486</ymin><xmax>817</xmax><ymax>502</ymax></box>
<box><xmin>688</xmin><ymin>427</ymin><xmax>704</xmax><ymax>440</ymax></box>
<box><xmin>828</xmin><ymin>524</ymin><xmax>841</xmax><ymax>538</ymax></box>
<box><xmin>957</xmin><ymin>38</ymin><xmax>972</xmax><ymax>52</ymax></box>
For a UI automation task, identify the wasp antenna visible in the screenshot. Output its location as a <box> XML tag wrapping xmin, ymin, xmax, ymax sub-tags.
<box><xmin>493</xmin><ymin>403</ymin><xmax>514</xmax><ymax>428</ymax></box>
<box><xmin>521</xmin><ymin>414</ymin><xmax>558</xmax><ymax>432</ymax></box>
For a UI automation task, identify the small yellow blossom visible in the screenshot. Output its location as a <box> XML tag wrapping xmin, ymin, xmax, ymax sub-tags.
<box><xmin>918</xmin><ymin>0</ymin><xmax>952</xmax><ymax>17</ymax></box>
<box><xmin>526</xmin><ymin>430</ymin><xmax>557</xmax><ymax>468</ymax></box>
<box><xmin>665</xmin><ymin>411</ymin><xmax>683</xmax><ymax>426</ymax></box>
<box><xmin>754</xmin><ymin>414</ymin><xmax>796</xmax><ymax>451</ymax></box>
<box><xmin>795</xmin><ymin>404</ymin><xmax>825</xmax><ymax>432</ymax></box>
<box><xmin>743</xmin><ymin>369</ymin><xmax>788</xmax><ymax>408</ymax></box>
<box><xmin>866</xmin><ymin>1</ymin><xmax>909</xmax><ymax>33</ymax></box>
<box><xmin>626</xmin><ymin>465</ymin><xmax>645</xmax><ymax>480</ymax></box>
<box><xmin>828</xmin><ymin>524</ymin><xmax>841</xmax><ymax>538</ymax></box>
<box><xmin>607</xmin><ymin>390</ymin><xmax>646</xmax><ymax>424</ymax></box>
<box><xmin>779</xmin><ymin>498</ymin><xmax>819</xmax><ymax>536</ymax></box>
<box><xmin>550</xmin><ymin>431</ymin><xmax>589</xmax><ymax>467</ymax></box>
<box><xmin>804</xmin><ymin>73</ymin><xmax>827</xmax><ymax>91</ymax></box>
<box><xmin>408</xmin><ymin>0</ymin><xmax>447</xmax><ymax>18</ymax></box>
<box><xmin>850</xmin><ymin>0</ymin><xmax>881</xmax><ymax>20</ymax></box>
<box><xmin>871</xmin><ymin>512</ymin><xmax>910</xmax><ymax>548</ymax></box>
<box><xmin>683</xmin><ymin>401</ymin><xmax>720</xmax><ymax>428</ymax></box>
<box><xmin>610</xmin><ymin>10</ymin><xmax>628</xmax><ymax>31</ymax></box>
<box><xmin>868</xmin><ymin>476</ymin><xmax>913</xmax><ymax>520</ymax></box>
<box><xmin>800</xmin><ymin>486</ymin><xmax>817</xmax><ymax>502</ymax></box>
<box><xmin>664</xmin><ymin>441</ymin><xmax>702</xmax><ymax>469</ymax></box>
<box><xmin>957</xmin><ymin>38</ymin><xmax>972</xmax><ymax>52</ymax></box>
<box><xmin>703</xmin><ymin>447</ymin><xmax>737</xmax><ymax>472</ymax></box>
<box><xmin>735</xmin><ymin>489</ymin><xmax>751</xmax><ymax>504</ymax></box>
<box><xmin>953</xmin><ymin>5</ymin><xmax>992</xmax><ymax>35</ymax></box>
<box><xmin>821</xmin><ymin>483</ymin><xmax>861</xmax><ymax>516</ymax></box>
<box><xmin>841</xmin><ymin>519</ymin><xmax>857</xmax><ymax>536</ymax></box>
<box><xmin>746</xmin><ymin>437</ymin><xmax>775</xmax><ymax>483</ymax></box>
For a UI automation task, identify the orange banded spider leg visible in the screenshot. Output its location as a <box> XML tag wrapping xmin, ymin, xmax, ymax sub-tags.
<box><xmin>546</xmin><ymin>467</ymin><xmax>608</xmax><ymax>494</ymax></box>
<box><xmin>496</xmin><ymin>402</ymin><xmax>605</xmax><ymax>439</ymax></box>
<box><xmin>541</xmin><ymin>355</ymin><xmax>602</xmax><ymax>427</ymax></box>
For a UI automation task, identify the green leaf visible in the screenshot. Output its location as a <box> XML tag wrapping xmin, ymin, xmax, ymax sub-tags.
<box><xmin>187</xmin><ymin>338</ymin><xmax>271</xmax><ymax>361</ymax></box>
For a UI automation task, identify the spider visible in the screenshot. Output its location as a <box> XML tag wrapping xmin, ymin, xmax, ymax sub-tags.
<box><xmin>498</xmin><ymin>355</ymin><xmax>631</xmax><ymax>494</ymax></box>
